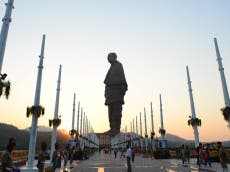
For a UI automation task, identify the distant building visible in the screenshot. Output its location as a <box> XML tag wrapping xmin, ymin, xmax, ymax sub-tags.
<box><xmin>96</xmin><ymin>133</ymin><xmax>111</xmax><ymax>149</ymax></box>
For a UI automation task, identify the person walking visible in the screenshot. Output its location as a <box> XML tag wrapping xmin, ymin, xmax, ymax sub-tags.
<box><xmin>37</xmin><ymin>141</ymin><xmax>48</xmax><ymax>172</ymax></box>
<box><xmin>125</xmin><ymin>144</ymin><xmax>132</xmax><ymax>172</ymax></box>
<box><xmin>180</xmin><ymin>144</ymin><xmax>185</xmax><ymax>165</ymax></box>
<box><xmin>217</xmin><ymin>141</ymin><xmax>228</xmax><ymax>172</ymax></box>
<box><xmin>114</xmin><ymin>148</ymin><xmax>118</xmax><ymax>159</ymax></box>
<box><xmin>131</xmin><ymin>147</ymin><xmax>135</xmax><ymax>163</ymax></box>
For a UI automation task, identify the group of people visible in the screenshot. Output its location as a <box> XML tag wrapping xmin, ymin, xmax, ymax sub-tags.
<box><xmin>37</xmin><ymin>141</ymin><xmax>77</xmax><ymax>172</ymax></box>
<box><xmin>113</xmin><ymin>144</ymin><xmax>135</xmax><ymax>172</ymax></box>
<box><xmin>1</xmin><ymin>137</ymin><xmax>19</xmax><ymax>172</ymax></box>
<box><xmin>180</xmin><ymin>141</ymin><xmax>228</xmax><ymax>172</ymax></box>
<box><xmin>0</xmin><ymin>137</ymin><xmax>78</xmax><ymax>172</ymax></box>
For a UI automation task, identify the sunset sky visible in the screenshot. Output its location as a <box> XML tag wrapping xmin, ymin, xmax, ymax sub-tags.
<box><xmin>0</xmin><ymin>0</ymin><xmax>230</xmax><ymax>142</ymax></box>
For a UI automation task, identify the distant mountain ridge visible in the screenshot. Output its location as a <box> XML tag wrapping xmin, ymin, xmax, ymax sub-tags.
<box><xmin>24</xmin><ymin>125</ymin><xmax>52</xmax><ymax>132</ymax></box>
<box><xmin>0</xmin><ymin>123</ymin><xmax>70</xmax><ymax>150</ymax></box>
<box><xmin>0</xmin><ymin>123</ymin><xmax>229</xmax><ymax>149</ymax></box>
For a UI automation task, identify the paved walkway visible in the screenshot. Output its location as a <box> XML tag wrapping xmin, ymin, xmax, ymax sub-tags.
<box><xmin>56</xmin><ymin>152</ymin><xmax>228</xmax><ymax>172</ymax></box>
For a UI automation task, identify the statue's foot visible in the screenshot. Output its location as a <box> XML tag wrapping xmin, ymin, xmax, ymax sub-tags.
<box><xmin>104</xmin><ymin>129</ymin><xmax>120</xmax><ymax>137</ymax></box>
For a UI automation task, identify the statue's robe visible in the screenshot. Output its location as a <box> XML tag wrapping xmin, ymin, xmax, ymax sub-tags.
<box><xmin>104</xmin><ymin>60</ymin><xmax>127</xmax><ymax>135</ymax></box>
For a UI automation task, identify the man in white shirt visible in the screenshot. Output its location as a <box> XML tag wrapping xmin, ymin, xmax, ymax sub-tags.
<box><xmin>125</xmin><ymin>144</ymin><xmax>132</xmax><ymax>172</ymax></box>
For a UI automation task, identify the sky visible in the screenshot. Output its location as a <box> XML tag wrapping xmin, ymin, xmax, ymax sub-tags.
<box><xmin>0</xmin><ymin>0</ymin><xmax>230</xmax><ymax>142</ymax></box>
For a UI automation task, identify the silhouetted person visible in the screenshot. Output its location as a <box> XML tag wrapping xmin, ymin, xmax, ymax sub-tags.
<box><xmin>63</xmin><ymin>144</ymin><xmax>70</xmax><ymax>171</ymax></box>
<box><xmin>52</xmin><ymin>143</ymin><xmax>59</xmax><ymax>172</ymax></box>
<box><xmin>184</xmin><ymin>145</ymin><xmax>190</xmax><ymax>164</ymax></box>
<box><xmin>204</xmin><ymin>147</ymin><xmax>211</xmax><ymax>168</ymax></box>
<box><xmin>114</xmin><ymin>148</ymin><xmax>118</xmax><ymax>159</ymax></box>
<box><xmin>131</xmin><ymin>147</ymin><xmax>135</xmax><ymax>163</ymax></box>
<box><xmin>217</xmin><ymin>141</ymin><xmax>228</xmax><ymax>172</ymax></box>
<box><xmin>1</xmin><ymin>138</ymin><xmax>16</xmax><ymax>172</ymax></box>
<box><xmin>37</xmin><ymin>141</ymin><xmax>47</xmax><ymax>172</ymax></box>
<box><xmin>125</xmin><ymin>144</ymin><xmax>132</xmax><ymax>172</ymax></box>
<box><xmin>180</xmin><ymin>144</ymin><xmax>185</xmax><ymax>165</ymax></box>
<box><xmin>104</xmin><ymin>52</ymin><xmax>128</xmax><ymax>136</ymax></box>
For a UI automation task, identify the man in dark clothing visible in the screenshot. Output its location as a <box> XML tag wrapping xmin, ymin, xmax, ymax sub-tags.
<box><xmin>1</xmin><ymin>138</ymin><xmax>16</xmax><ymax>172</ymax></box>
<box><xmin>104</xmin><ymin>52</ymin><xmax>128</xmax><ymax>136</ymax></box>
<box><xmin>37</xmin><ymin>141</ymin><xmax>48</xmax><ymax>172</ymax></box>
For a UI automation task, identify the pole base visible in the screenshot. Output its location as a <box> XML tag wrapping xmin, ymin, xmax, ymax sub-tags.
<box><xmin>20</xmin><ymin>167</ymin><xmax>38</xmax><ymax>172</ymax></box>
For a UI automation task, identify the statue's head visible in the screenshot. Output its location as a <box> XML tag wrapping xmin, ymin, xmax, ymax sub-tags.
<box><xmin>107</xmin><ymin>52</ymin><xmax>117</xmax><ymax>64</ymax></box>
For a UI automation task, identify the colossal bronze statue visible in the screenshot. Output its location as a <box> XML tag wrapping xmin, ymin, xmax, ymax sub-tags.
<box><xmin>104</xmin><ymin>52</ymin><xmax>128</xmax><ymax>136</ymax></box>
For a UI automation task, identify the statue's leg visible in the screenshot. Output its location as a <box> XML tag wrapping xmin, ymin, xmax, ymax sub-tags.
<box><xmin>110</xmin><ymin>102</ymin><xmax>122</xmax><ymax>134</ymax></box>
<box><xmin>108</xmin><ymin>105</ymin><xmax>112</xmax><ymax>129</ymax></box>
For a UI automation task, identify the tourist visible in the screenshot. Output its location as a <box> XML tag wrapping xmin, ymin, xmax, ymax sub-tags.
<box><xmin>51</xmin><ymin>142</ymin><xmax>59</xmax><ymax>172</ymax></box>
<box><xmin>217</xmin><ymin>141</ymin><xmax>228</xmax><ymax>172</ymax></box>
<box><xmin>194</xmin><ymin>146</ymin><xmax>199</xmax><ymax>165</ymax></box>
<box><xmin>199</xmin><ymin>144</ymin><xmax>205</xmax><ymax>170</ymax></box>
<box><xmin>120</xmin><ymin>148</ymin><xmax>124</xmax><ymax>158</ymax></box>
<box><xmin>1</xmin><ymin>138</ymin><xmax>16</xmax><ymax>172</ymax></box>
<box><xmin>69</xmin><ymin>138</ymin><xmax>76</xmax><ymax>166</ymax></box>
<box><xmin>37</xmin><ymin>141</ymin><xmax>47</xmax><ymax>172</ymax></box>
<box><xmin>125</xmin><ymin>144</ymin><xmax>132</xmax><ymax>172</ymax></box>
<box><xmin>131</xmin><ymin>147</ymin><xmax>135</xmax><ymax>163</ymax></box>
<box><xmin>114</xmin><ymin>148</ymin><xmax>118</xmax><ymax>159</ymax></box>
<box><xmin>180</xmin><ymin>144</ymin><xmax>185</xmax><ymax>165</ymax></box>
<box><xmin>63</xmin><ymin>143</ymin><xmax>70</xmax><ymax>171</ymax></box>
<box><xmin>204</xmin><ymin>147</ymin><xmax>211</xmax><ymax>168</ymax></box>
<box><xmin>184</xmin><ymin>145</ymin><xmax>190</xmax><ymax>164</ymax></box>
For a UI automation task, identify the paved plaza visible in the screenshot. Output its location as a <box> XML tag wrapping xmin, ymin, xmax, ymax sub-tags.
<box><xmin>56</xmin><ymin>152</ymin><xmax>229</xmax><ymax>172</ymax></box>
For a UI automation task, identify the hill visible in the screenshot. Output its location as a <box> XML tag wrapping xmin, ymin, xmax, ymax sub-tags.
<box><xmin>163</xmin><ymin>133</ymin><xmax>194</xmax><ymax>148</ymax></box>
<box><xmin>1</xmin><ymin>123</ymin><xmax>229</xmax><ymax>150</ymax></box>
<box><xmin>0</xmin><ymin>123</ymin><xmax>70</xmax><ymax>150</ymax></box>
<box><xmin>24</xmin><ymin>125</ymin><xmax>52</xmax><ymax>132</ymax></box>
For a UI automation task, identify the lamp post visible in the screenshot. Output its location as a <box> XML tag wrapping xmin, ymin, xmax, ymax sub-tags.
<box><xmin>214</xmin><ymin>38</ymin><xmax>230</xmax><ymax>128</ymax></box>
<box><xmin>0</xmin><ymin>0</ymin><xmax>14</xmax><ymax>99</ymax></box>
<box><xmin>26</xmin><ymin>35</ymin><xmax>46</xmax><ymax>169</ymax></box>
<box><xmin>186</xmin><ymin>66</ymin><xmax>201</xmax><ymax>147</ymax></box>
<box><xmin>49</xmin><ymin>65</ymin><xmax>62</xmax><ymax>161</ymax></box>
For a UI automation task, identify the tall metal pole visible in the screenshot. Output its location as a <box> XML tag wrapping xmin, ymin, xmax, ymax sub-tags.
<box><xmin>0</xmin><ymin>0</ymin><xmax>14</xmax><ymax>73</ymax></box>
<box><xmin>214</xmin><ymin>38</ymin><xmax>230</xmax><ymax>127</ymax></box>
<box><xmin>139</xmin><ymin>112</ymin><xmax>143</xmax><ymax>149</ymax></box>
<box><xmin>186</xmin><ymin>66</ymin><xmax>200</xmax><ymax>147</ymax></box>
<box><xmin>144</xmin><ymin>107</ymin><xmax>148</xmax><ymax>151</ymax></box>
<box><xmin>132</xmin><ymin>118</ymin><xmax>135</xmax><ymax>146</ymax></box>
<box><xmin>71</xmin><ymin>94</ymin><xmax>76</xmax><ymax>132</ymax></box>
<box><xmin>79</xmin><ymin>110</ymin><xmax>83</xmax><ymax>148</ymax></box>
<box><xmin>27</xmin><ymin>35</ymin><xmax>46</xmax><ymax>168</ymax></box>
<box><xmin>77</xmin><ymin>101</ymin><xmax>80</xmax><ymax>132</ymax></box>
<box><xmin>80</xmin><ymin>107</ymin><xmax>83</xmax><ymax>135</ymax></box>
<box><xmin>160</xmin><ymin>95</ymin><xmax>164</xmax><ymax>130</ymax></box>
<box><xmin>50</xmin><ymin>65</ymin><xmax>62</xmax><ymax>161</ymax></box>
<box><xmin>83</xmin><ymin>112</ymin><xmax>86</xmax><ymax>147</ymax></box>
<box><xmin>136</xmin><ymin>115</ymin><xmax>138</xmax><ymax>147</ymax></box>
<box><xmin>159</xmin><ymin>94</ymin><xmax>166</xmax><ymax>140</ymax></box>
<box><xmin>125</xmin><ymin>126</ymin><xmax>127</xmax><ymax>146</ymax></box>
<box><xmin>130</xmin><ymin>121</ymin><xmax>132</xmax><ymax>146</ymax></box>
<box><xmin>150</xmin><ymin>102</ymin><xmax>155</xmax><ymax>150</ymax></box>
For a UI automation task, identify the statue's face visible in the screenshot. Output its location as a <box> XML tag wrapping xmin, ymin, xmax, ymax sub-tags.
<box><xmin>108</xmin><ymin>53</ymin><xmax>117</xmax><ymax>64</ymax></box>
